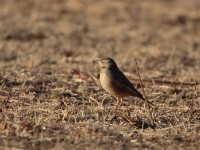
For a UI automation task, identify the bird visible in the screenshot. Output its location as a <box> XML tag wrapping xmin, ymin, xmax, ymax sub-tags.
<box><xmin>96</xmin><ymin>58</ymin><xmax>152</xmax><ymax>114</ymax></box>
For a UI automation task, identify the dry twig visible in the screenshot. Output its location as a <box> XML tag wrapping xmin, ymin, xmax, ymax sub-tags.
<box><xmin>135</xmin><ymin>59</ymin><xmax>155</xmax><ymax>129</ymax></box>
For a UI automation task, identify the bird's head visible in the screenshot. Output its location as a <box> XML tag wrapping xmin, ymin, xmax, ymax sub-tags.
<box><xmin>96</xmin><ymin>58</ymin><xmax>117</xmax><ymax>69</ymax></box>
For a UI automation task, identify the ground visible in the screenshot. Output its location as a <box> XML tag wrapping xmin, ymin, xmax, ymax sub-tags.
<box><xmin>0</xmin><ymin>0</ymin><xmax>200</xmax><ymax>149</ymax></box>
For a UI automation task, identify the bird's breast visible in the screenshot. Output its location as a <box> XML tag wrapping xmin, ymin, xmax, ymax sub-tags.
<box><xmin>100</xmin><ymin>70</ymin><xmax>122</xmax><ymax>97</ymax></box>
<box><xmin>100</xmin><ymin>71</ymin><xmax>112</xmax><ymax>91</ymax></box>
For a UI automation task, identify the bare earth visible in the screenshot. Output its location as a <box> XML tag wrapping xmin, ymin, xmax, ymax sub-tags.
<box><xmin>0</xmin><ymin>0</ymin><xmax>200</xmax><ymax>149</ymax></box>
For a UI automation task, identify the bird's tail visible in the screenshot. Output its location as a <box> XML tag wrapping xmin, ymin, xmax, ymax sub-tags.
<box><xmin>133</xmin><ymin>90</ymin><xmax>154</xmax><ymax>106</ymax></box>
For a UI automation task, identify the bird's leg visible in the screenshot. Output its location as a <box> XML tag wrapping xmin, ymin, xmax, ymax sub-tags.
<box><xmin>112</xmin><ymin>98</ymin><xmax>120</xmax><ymax>114</ymax></box>
<box><xmin>118</xmin><ymin>98</ymin><xmax>122</xmax><ymax>110</ymax></box>
<box><xmin>117</xmin><ymin>98</ymin><xmax>132</xmax><ymax>122</ymax></box>
<box><xmin>115</xmin><ymin>98</ymin><xmax>122</xmax><ymax>113</ymax></box>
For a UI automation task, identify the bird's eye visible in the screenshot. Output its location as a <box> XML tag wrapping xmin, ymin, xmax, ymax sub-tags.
<box><xmin>106</xmin><ymin>59</ymin><xmax>110</xmax><ymax>63</ymax></box>
<box><xmin>102</xmin><ymin>60</ymin><xmax>107</xmax><ymax>63</ymax></box>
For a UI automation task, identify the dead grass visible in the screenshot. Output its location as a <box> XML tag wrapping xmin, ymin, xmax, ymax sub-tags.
<box><xmin>0</xmin><ymin>0</ymin><xmax>200</xmax><ymax>149</ymax></box>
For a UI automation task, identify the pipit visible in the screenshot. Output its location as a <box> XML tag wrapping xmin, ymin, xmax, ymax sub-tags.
<box><xmin>97</xmin><ymin>58</ymin><xmax>152</xmax><ymax>113</ymax></box>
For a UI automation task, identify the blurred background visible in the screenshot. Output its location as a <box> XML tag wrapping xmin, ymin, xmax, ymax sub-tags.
<box><xmin>0</xmin><ymin>1</ymin><xmax>200</xmax><ymax>149</ymax></box>
<box><xmin>0</xmin><ymin>0</ymin><xmax>200</xmax><ymax>79</ymax></box>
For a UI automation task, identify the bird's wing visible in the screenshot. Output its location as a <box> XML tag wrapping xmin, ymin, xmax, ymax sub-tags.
<box><xmin>112</xmin><ymin>70</ymin><xmax>144</xmax><ymax>100</ymax></box>
<box><xmin>112</xmin><ymin>70</ymin><xmax>154</xmax><ymax>105</ymax></box>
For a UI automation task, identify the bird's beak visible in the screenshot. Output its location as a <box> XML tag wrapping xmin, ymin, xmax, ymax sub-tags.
<box><xmin>95</xmin><ymin>59</ymin><xmax>103</xmax><ymax>67</ymax></box>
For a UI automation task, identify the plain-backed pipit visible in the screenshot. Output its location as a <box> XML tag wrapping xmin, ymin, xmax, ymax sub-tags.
<box><xmin>97</xmin><ymin>58</ymin><xmax>152</xmax><ymax>113</ymax></box>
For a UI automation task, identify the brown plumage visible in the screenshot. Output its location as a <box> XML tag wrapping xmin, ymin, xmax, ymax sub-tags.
<box><xmin>97</xmin><ymin>58</ymin><xmax>152</xmax><ymax>113</ymax></box>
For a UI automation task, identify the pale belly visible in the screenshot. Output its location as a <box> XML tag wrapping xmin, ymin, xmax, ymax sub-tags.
<box><xmin>100</xmin><ymin>73</ymin><xmax>113</xmax><ymax>93</ymax></box>
<box><xmin>100</xmin><ymin>71</ymin><xmax>129</xmax><ymax>98</ymax></box>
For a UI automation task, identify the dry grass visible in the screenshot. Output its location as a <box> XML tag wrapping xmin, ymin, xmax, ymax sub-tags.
<box><xmin>0</xmin><ymin>0</ymin><xmax>200</xmax><ymax>149</ymax></box>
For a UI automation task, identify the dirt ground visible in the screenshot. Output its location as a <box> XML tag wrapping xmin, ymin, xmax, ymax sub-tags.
<box><xmin>0</xmin><ymin>0</ymin><xmax>200</xmax><ymax>149</ymax></box>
